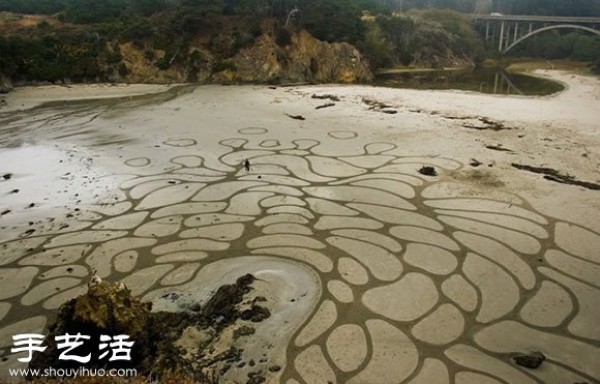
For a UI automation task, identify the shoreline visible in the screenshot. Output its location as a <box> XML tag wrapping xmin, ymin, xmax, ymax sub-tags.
<box><xmin>374</xmin><ymin>66</ymin><xmax>471</xmax><ymax>75</ymax></box>
<box><xmin>0</xmin><ymin>83</ymin><xmax>180</xmax><ymax>113</ymax></box>
<box><xmin>3</xmin><ymin>59</ymin><xmax>596</xmax><ymax>113</ymax></box>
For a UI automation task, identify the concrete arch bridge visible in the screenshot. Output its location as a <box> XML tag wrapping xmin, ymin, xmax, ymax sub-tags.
<box><xmin>472</xmin><ymin>14</ymin><xmax>600</xmax><ymax>55</ymax></box>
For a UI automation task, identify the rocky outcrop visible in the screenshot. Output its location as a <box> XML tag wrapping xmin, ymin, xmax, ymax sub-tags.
<box><xmin>29</xmin><ymin>280</ymin><xmax>155</xmax><ymax>375</ymax></box>
<box><xmin>118</xmin><ymin>42</ymin><xmax>187</xmax><ymax>84</ymax></box>
<box><xmin>29</xmin><ymin>275</ymin><xmax>270</xmax><ymax>381</ymax></box>
<box><xmin>118</xmin><ymin>29</ymin><xmax>372</xmax><ymax>85</ymax></box>
<box><xmin>223</xmin><ymin>29</ymin><xmax>372</xmax><ymax>84</ymax></box>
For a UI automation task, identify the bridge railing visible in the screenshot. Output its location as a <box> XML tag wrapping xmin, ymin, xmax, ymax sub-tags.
<box><xmin>472</xmin><ymin>14</ymin><xmax>600</xmax><ymax>24</ymax></box>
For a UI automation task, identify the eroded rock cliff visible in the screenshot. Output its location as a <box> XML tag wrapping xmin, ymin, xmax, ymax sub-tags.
<box><xmin>228</xmin><ymin>29</ymin><xmax>372</xmax><ymax>84</ymax></box>
<box><xmin>0</xmin><ymin>12</ymin><xmax>372</xmax><ymax>89</ymax></box>
<box><xmin>118</xmin><ymin>27</ymin><xmax>372</xmax><ymax>85</ymax></box>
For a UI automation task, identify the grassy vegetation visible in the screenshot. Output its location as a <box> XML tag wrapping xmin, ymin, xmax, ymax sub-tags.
<box><xmin>361</xmin><ymin>9</ymin><xmax>485</xmax><ymax>70</ymax></box>
<box><xmin>508</xmin><ymin>31</ymin><xmax>600</xmax><ymax>62</ymax></box>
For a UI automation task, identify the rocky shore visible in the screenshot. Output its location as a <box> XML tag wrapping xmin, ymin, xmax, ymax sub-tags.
<box><xmin>30</xmin><ymin>276</ymin><xmax>271</xmax><ymax>383</ymax></box>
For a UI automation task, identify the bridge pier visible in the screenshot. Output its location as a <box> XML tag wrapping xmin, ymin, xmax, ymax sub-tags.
<box><xmin>498</xmin><ymin>21</ymin><xmax>504</xmax><ymax>51</ymax></box>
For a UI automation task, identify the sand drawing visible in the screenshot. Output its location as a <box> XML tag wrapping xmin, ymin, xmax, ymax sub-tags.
<box><xmin>1</xmin><ymin>121</ymin><xmax>599</xmax><ymax>384</ymax></box>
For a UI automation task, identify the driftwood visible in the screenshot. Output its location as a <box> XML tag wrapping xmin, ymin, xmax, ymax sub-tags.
<box><xmin>285</xmin><ymin>113</ymin><xmax>306</xmax><ymax>120</ymax></box>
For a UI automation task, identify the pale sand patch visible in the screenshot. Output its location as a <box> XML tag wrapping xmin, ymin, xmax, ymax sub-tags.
<box><xmin>441</xmin><ymin>274</ymin><xmax>478</xmax><ymax>312</ymax></box>
<box><xmin>411</xmin><ymin>303</ymin><xmax>465</xmax><ymax>345</ymax></box>
<box><xmin>326</xmin><ymin>324</ymin><xmax>367</xmax><ymax>372</ymax></box>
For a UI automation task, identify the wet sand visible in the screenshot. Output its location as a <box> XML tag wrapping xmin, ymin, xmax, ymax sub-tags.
<box><xmin>0</xmin><ymin>70</ymin><xmax>599</xmax><ymax>383</ymax></box>
<box><xmin>0</xmin><ymin>83</ymin><xmax>176</xmax><ymax>113</ymax></box>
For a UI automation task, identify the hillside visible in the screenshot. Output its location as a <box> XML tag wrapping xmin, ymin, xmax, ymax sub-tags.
<box><xmin>2</xmin><ymin>0</ymin><xmax>597</xmax><ymax>91</ymax></box>
<box><xmin>0</xmin><ymin>0</ymin><xmax>489</xmax><ymax>89</ymax></box>
<box><xmin>0</xmin><ymin>12</ymin><xmax>372</xmax><ymax>90</ymax></box>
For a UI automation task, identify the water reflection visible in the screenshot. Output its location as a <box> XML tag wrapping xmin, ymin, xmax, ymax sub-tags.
<box><xmin>374</xmin><ymin>67</ymin><xmax>565</xmax><ymax>96</ymax></box>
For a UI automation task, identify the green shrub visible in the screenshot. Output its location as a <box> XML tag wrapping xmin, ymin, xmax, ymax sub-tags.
<box><xmin>361</xmin><ymin>21</ymin><xmax>396</xmax><ymax>69</ymax></box>
<box><xmin>64</xmin><ymin>0</ymin><xmax>128</xmax><ymax>24</ymax></box>
<box><xmin>300</xmin><ymin>0</ymin><xmax>365</xmax><ymax>43</ymax></box>
<box><xmin>189</xmin><ymin>50</ymin><xmax>203</xmax><ymax>63</ymax></box>
<box><xmin>230</xmin><ymin>30</ymin><xmax>257</xmax><ymax>53</ymax></box>
<box><xmin>36</xmin><ymin>20</ymin><xmax>51</xmax><ymax>30</ymax></box>
<box><xmin>122</xmin><ymin>17</ymin><xmax>154</xmax><ymax>41</ymax></box>
<box><xmin>363</xmin><ymin>9</ymin><xmax>485</xmax><ymax>70</ymax></box>
<box><xmin>250</xmin><ymin>22</ymin><xmax>262</xmax><ymax>38</ymax></box>
<box><xmin>572</xmin><ymin>34</ymin><xmax>600</xmax><ymax>61</ymax></box>
<box><xmin>118</xmin><ymin>62</ymin><xmax>128</xmax><ymax>76</ymax></box>
<box><xmin>275</xmin><ymin>27</ymin><xmax>292</xmax><ymax>47</ymax></box>
<box><xmin>144</xmin><ymin>49</ymin><xmax>154</xmax><ymax>61</ymax></box>
<box><xmin>156</xmin><ymin>55</ymin><xmax>171</xmax><ymax>70</ymax></box>
<box><xmin>212</xmin><ymin>60</ymin><xmax>236</xmax><ymax>72</ymax></box>
<box><xmin>105</xmin><ymin>49</ymin><xmax>122</xmax><ymax>64</ymax></box>
<box><xmin>593</xmin><ymin>59</ymin><xmax>600</xmax><ymax>74</ymax></box>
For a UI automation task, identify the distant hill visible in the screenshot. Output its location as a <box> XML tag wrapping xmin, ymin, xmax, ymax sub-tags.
<box><xmin>1</xmin><ymin>0</ymin><xmax>599</xmax><ymax>18</ymax></box>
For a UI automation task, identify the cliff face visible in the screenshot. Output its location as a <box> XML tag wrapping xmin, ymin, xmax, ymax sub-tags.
<box><xmin>0</xmin><ymin>12</ymin><xmax>372</xmax><ymax>88</ymax></box>
<box><xmin>0</xmin><ymin>13</ymin><xmax>372</xmax><ymax>88</ymax></box>
<box><xmin>229</xmin><ymin>30</ymin><xmax>372</xmax><ymax>84</ymax></box>
<box><xmin>117</xmin><ymin>42</ymin><xmax>188</xmax><ymax>84</ymax></box>
<box><xmin>118</xmin><ymin>28</ymin><xmax>373</xmax><ymax>85</ymax></box>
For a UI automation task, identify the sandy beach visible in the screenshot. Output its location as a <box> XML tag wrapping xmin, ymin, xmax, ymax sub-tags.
<box><xmin>0</xmin><ymin>70</ymin><xmax>599</xmax><ymax>383</ymax></box>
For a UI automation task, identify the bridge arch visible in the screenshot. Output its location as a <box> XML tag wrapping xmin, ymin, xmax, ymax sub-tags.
<box><xmin>503</xmin><ymin>24</ymin><xmax>600</xmax><ymax>55</ymax></box>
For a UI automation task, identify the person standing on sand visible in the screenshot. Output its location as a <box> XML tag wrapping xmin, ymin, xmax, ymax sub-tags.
<box><xmin>244</xmin><ymin>159</ymin><xmax>251</xmax><ymax>172</ymax></box>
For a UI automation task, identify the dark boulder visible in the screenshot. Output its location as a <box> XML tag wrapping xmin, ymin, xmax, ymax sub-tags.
<box><xmin>513</xmin><ymin>351</ymin><xmax>546</xmax><ymax>369</ymax></box>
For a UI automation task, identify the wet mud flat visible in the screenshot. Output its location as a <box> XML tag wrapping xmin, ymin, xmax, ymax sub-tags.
<box><xmin>0</xmin><ymin>70</ymin><xmax>600</xmax><ymax>383</ymax></box>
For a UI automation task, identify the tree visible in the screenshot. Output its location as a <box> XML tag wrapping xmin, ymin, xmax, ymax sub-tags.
<box><xmin>129</xmin><ymin>0</ymin><xmax>168</xmax><ymax>16</ymax></box>
<box><xmin>235</xmin><ymin>0</ymin><xmax>272</xmax><ymax>16</ymax></box>
<box><xmin>0</xmin><ymin>0</ymin><xmax>68</xmax><ymax>15</ymax></box>
<box><xmin>298</xmin><ymin>0</ymin><xmax>365</xmax><ymax>43</ymax></box>
<box><xmin>362</xmin><ymin>20</ymin><xmax>397</xmax><ymax>68</ymax></box>
<box><xmin>63</xmin><ymin>0</ymin><xmax>128</xmax><ymax>23</ymax></box>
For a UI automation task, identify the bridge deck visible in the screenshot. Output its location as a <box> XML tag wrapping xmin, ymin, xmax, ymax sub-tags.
<box><xmin>472</xmin><ymin>14</ymin><xmax>600</xmax><ymax>24</ymax></box>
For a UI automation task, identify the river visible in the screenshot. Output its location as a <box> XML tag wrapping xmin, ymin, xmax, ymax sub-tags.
<box><xmin>375</xmin><ymin>67</ymin><xmax>566</xmax><ymax>95</ymax></box>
